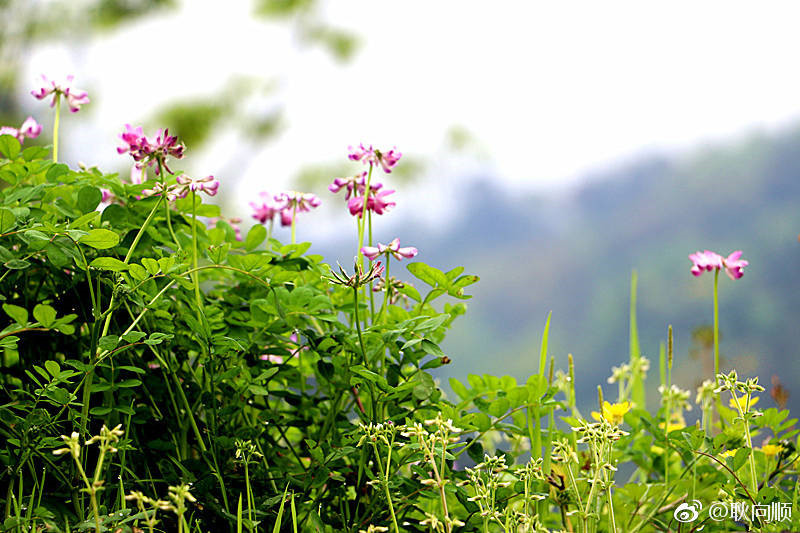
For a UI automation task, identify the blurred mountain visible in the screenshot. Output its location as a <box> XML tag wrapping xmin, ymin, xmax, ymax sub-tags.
<box><xmin>420</xmin><ymin>126</ymin><xmax>800</xmax><ymax>415</ymax></box>
<box><xmin>313</xmin><ymin>124</ymin><xmax>800</xmax><ymax>415</ymax></box>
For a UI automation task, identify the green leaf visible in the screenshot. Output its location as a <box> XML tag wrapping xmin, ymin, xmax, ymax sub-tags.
<box><xmin>420</xmin><ymin>339</ymin><xmax>445</xmax><ymax>357</ymax></box>
<box><xmin>141</xmin><ymin>258</ymin><xmax>160</xmax><ymax>275</ymax></box>
<box><xmin>101</xmin><ymin>204</ymin><xmax>128</xmax><ymax>226</ymax></box>
<box><xmin>449</xmin><ymin>378</ymin><xmax>471</xmax><ymax>401</ymax></box>
<box><xmin>68</xmin><ymin>211</ymin><xmax>100</xmax><ymax>229</ymax></box>
<box><xmin>44</xmin><ymin>360</ymin><xmax>60</xmax><ymax>377</ymax></box>
<box><xmin>32</xmin><ymin>304</ymin><xmax>57</xmax><ymax>327</ymax></box>
<box><xmin>90</xmin><ymin>257</ymin><xmax>128</xmax><ymax>271</ymax></box>
<box><xmin>98</xmin><ymin>335</ymin><xmax>120</xmax><ymax>351</ymax></box>
<box><xmin>117</xmin><ymin>379</ymin><xmax>142</xmax><ymax>388</ymax></box>
<box><xmin>407</xmin><ymin>262</ymin><xmax>449</xmax><ymax>288</ymax></box>
<box><xmin>3</xmin><ymin>304</ymin><xmax>28</xmax><ymax>326</ymax></box>
<box><xmin>244</xmin><ymin>224</ymin><xmax>267</xmax><ymax>251</ymax></box>
<box><xmin>0</xmin><ymin>208</ymin><xmax>16</xmax><ymax>233</ymax></box>
<box><xmin>732</xmin><ymin>448</ymin><xmax>750</xmax><ymax>472</ymax></box>
<box><xmin>4</xmin><ymin>259</ymin><xmax>30</xmax><ymax>269</ymax></box>
<box><xmin>77</xmin><ymin>186</ymin><xmax>103</xmax><ymax>213</ymax></box>
<box><xmin>45</xmin><ymin>163</ymin><xmax>70</xmax><ymax>181</ymax></box>
<box><xmin>89</xmin><ymin>406</ymin><xmax>112</xmax><ymax>416</ymax></box>
<box><xmin>122</xmin><ymin>331</ymin><xmax>147</xmax><ymax>343</ymax></box>
<box><xmin>128</xmin><ymin>263</ymin><xmax>147</xmax><ymax>280</ymax></box>
<box><xmin>80</xmin><ymin>229</ymin><xmax>120</xmax><ymax>249</ymax></box>
<box><xmin>0</xmin><ymin>134</ymin><xmax>21</xmax><ymax>159</ymax></box>
<box><xmin>488</xmin><ymin>397</ymin><xmax>510</xmax><ymax>418</ymax></box>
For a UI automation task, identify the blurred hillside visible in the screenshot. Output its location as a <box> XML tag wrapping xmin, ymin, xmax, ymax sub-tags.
<box><xmin>316</xmin><ymin>125</ymin><xmax>800</xmax><ymax>416</ymax></box>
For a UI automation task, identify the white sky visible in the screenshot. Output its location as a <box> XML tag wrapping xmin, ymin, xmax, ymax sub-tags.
<box><xmin>20</xmin><ymin>0</ymin><xmax>800</xmax><ymax>207</ymax></box>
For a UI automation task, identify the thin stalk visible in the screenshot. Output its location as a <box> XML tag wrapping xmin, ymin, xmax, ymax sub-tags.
<box><xmin>356</xmin><ymin>165</ymin><xmax>374</xmax><ymax>262</ymax></box>
<box><xmin>157</xmin><ymin>160</ymin><xmax>179</xmax><ymax>247</ymax></box>
<box><xmin>379</xmin><ymin>254</ymin><xmax>391</xmax><ymax>322</ymax></box>
<box><xmin>290</xmin><ymin>204</ymin><xmax>297</xmax><ymax>244</ymax></box>
<box><xmin>371</xmin><ymin>443</ymin><xmax>400</xmax><ymax>533</ymax></box>
<box><xmin>191</xmin><ymin>191</ymin><xmax>203</xmax><ymax>311</ymax></box>
<box><xmin>53</xmin><ymin>94</ymin><xmax>61</xmax><ymax>162</ymax></box>
<box><xmin>713</xmin><ymin>269</ymin><xmax>724</xmax><ymax>429</ymax></box>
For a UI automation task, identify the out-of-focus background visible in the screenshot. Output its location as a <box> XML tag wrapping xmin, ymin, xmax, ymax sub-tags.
<box><xmin>3</xmin><ymin>0</ymin><xmax>800</xmax><ymax>417</ymax></box>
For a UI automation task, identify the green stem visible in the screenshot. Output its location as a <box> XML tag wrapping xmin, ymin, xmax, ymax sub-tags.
<box><xmin>157</xmin><ymin>161</ymin><xmax>179</xmax><ymax>248</ymax></box>
<box><xmin>53</xmin><ymin>94</ymin><xmax>61</xmax><ymax>163</ymax></box>
<box><xmin>191</xmin><ymin>191</ymin><xmax>202</xmax><ymax>311</ymax></box>
<box><xmin>291</xmin><ymin>204</ymin><xmax>297</xmax><ymax>244</ymax></box>
<box><xmin>379</xmin><ymin>254</ymin><xmax>390</xmax><ymax>323</ymax></box>
<box><xmin>356</xmin><ymin>165</ymin><xmax>373</xmax><ymax>262</ymax></box>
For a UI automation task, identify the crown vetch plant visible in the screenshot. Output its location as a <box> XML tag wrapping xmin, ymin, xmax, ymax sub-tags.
<box><xmin>1</xmin><ymin>76</ymin><xmax>798</xmax><ymax>533</ymax></box>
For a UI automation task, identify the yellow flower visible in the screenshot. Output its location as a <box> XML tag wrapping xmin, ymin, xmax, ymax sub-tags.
<box><xmin>659</xmin><ymin>413</ymin><xmax>686</xmax><ymax>433</ymax></box>
<box><xmin>728</xmin><ymin>395</ymin><xmax>759</xmax><ymax>411</ymax></box>
<box><xmin>761</xmin><ymin>444</ymin><xmax>783</xmax><ymax>459</ymax></box>
<box><xmin>590</xmin><ymin>401</ymin><xmax>632</xmax><ymax>425</ymax></box>
<box><xmin>719</xmin><ymin>449</ymin><xmax>737</xmax><ymax>460</ymax></box>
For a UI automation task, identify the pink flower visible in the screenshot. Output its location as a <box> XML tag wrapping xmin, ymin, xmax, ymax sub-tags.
<box><xmin>117</xmin><ymin>125</ymin><xmax>185</xmax><ymax>174</ymax></box>
<box><xmin>348</xmin><ymin>143</ymin><xmax>402</xmax><ymax>173</ymax></box>
<box><xmin>0</xmin><ymin>116</ymin><xmax>42</xmax><ymax>143</ymax></box>
<box><xmin>689</xmin><ymin>249</ymin><xmax>748</xmax><ymax>280</ymax></box>
<box><xmin>347</xmin><ymin>187</ymin><xmax>396</xmax><ymax>217</ymax></box>
<box><xmin>722</xmin><ymin>251</ymin><xmax>748</xmax><ymax>280</ymax></box>
<box><xmin>31</xmin><ymin>74</ymin><xmax>90</xmax><ymax>112</ymax></box>
<box><xmin>361</xmin><ymin>238</ymin><xmax>418</xmax><ymax>261</ymax></box>
<box><xmin>141</xmin><ymin>181</ymin><xmax>181</xmax><ymax>202</ymax></box>
<box><xmin>250</xmin><ymin>192</ymin><xmax>283</xmax><ymax>224</ymax></box>
<box><xmin>176</xmin><ymin>174</ymin><xmax>220</xmax><ymax>196</ymax></box>
<box><xmin>274</xmin><ymin>191</ymin><xmax>321</xmax><ymax>226</ymax></box>
<box><xmin>328</xmin><ymin>172</ymin><xmax>369</xmax><ymax>199</ymax></box>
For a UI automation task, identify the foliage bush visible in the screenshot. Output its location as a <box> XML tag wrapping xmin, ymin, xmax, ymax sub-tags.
<box><xmin>0</xmin><ymin>83</ymin><xmax>799</xmax><ymax>533</ymax></box>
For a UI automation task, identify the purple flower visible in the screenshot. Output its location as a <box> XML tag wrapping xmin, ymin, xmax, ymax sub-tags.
<box><xmin>274</xmin><ymin>191</ymin><xmax>321</xmax><ymax>226</ymax></box>
<box><xmin>361</xmin><ymin>238</ymin><xmax>418</xmax><ymax>261</ymax></box>
<box><xmin>689</xmin><ymin>249</ymin><xmax>747</xmax><ymax>280</ymax></box>
<box><xmin>328</xmin><ymin>172</ymin><xmax>369</xmax><ymax>199</ymax></box>
<box><xmin>0</xmin><ymin>116</ymin><xmax>42</xmax><ymax>143</ymax></box>
<box><xmin>250</xmin><ymin>192</ymin><xmax>283</xmax><ymax>224</ymax></box>
<box><xmin>31</xmin><ymin>75</ymin><xmax>90</xmax><ymax>113</ymax></box>
<box><xmin>722</xmin><ymin>251</ymin><xmax>748</xmax><ymax>280</ymax></box>
<box><xmin>176</xmin><ymin>174</ymin><xmax>220</xmax><ymax>197</ymax></box>
<box><xmin>348</xmin><ymin>143</ymin><xmax>402</xmax><ymax>173</ymax></box>
<box><xmin>347</xmin><ymin>187</ymin><xmax>396</xmax><ymax>217</ymax></box>
<box><xmin>117</xmin><ymin>125</ymin><xmax>185</xmax><ymax>174</ymax></box>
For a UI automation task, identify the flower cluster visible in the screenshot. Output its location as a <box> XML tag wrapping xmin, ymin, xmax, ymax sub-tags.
<box><xmin>31</xmin><ymin>74</ymin><xmax>90</xmax><ymax>112</ymax></box>
<box><xmin>251</xmin><ymin>191</ymin><xmax>321</xmax><ymax>227</ymax></box>
<box><xmin>0</xmin><ymin>117</ymin><xmax>42</xmax><ymax>143</ymax></box>
<box><xmin>361</xmin><ymin>238</ymin><xmax>418</xmax><ymax>261</ymax></box>
<box><xmin>689</xmin><ymin>250</ymin><xmax>748</xmax><ymax>280</ymax></box>
<box><xmin>348</xmin><ymin>143</ymin><xmax>402</xmax><ymax>173</ymax></box>
<box><xmin>117</xmin><ymin>124</ymin><xmax>186</xmax><ymax>174</ymax></box>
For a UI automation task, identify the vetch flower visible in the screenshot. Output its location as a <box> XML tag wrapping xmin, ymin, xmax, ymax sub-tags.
<box><xmin>348</xmin><ymin>143</ymin><xmax>402</xmax><ymax>173</ymax></box>
<box><xmin>0</xmin><ymin>116</ymin><xmax>42</xmax><ymax>143</ymax></box>
<box><xmin>328</xmin><ymin>171</ymin><xmax>369</xmax><ymax>199</ymax></box>
<box><xmin>722</xmin><ymin>250</ymin><xmax>748</xmax><ymax>280</ymax></box>
<box><xmin>31</xmin><ymin>74</ymin><xmax>90</xmax><ymax>112</ymax></box>
<box><xmin>361</xmin><ymin>238</ymin><xmax>418</xmax><ymax>261</ymax></box>
<box><xmin>250</xmin><ymin>192</ymin><xmax>283</xmax><ymax>224</ymax></box>
<box><xmin>347</xmin><ymin>187</ymin><xmax>396</xmax><ymax>217</ymax></box>
<box><xmin>689</xmin><ymin>249</ymin><xmax>748</xmax><ymax>280</ymax></box>
<box><xmin>274</xmin><ymin>191</ymin><xmax>321</xmax><ymax>226</ymax></box>
<box><xmin>689</xmin><ymin>250</ymin><xmax>723</xmax><ymax>276</ymax></box>
<box><xmin>117</xmin><ymin>125</ymin><xmax>185</xmax><ymax>174</ymax></box>
<box><xmin>590</xmin><ymin>401</ymin><xmax>631</xmax><ymax>425</ymax></box>
<box><xmin>176</xmin><ymin>174</ymin><xmax>220</xmax><ymax>196</ymax></box>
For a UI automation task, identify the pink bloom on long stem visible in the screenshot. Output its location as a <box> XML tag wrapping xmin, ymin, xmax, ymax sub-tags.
<box><xmin>722</xmin><ymin>251</ymin><xmax>748</xmax><ymax>280</ymax></box>
<box><xmin>117</xmin><ymin>125</ymin><xmax>185</xmax><ymax>174</ymax></box>
<box><xmin>176</xmin><ymin>174</ymin><xmax>220</xmax><ymax>196</ymax></box>
<box><xmin>250</xmin><ymin>192</ymin><xmax>283</xmax><ymax>224</ymax></box>
<box><xmin>328</xmin><ymin>171</ymin><xmax>370</xmax><ymax>199</ymax></box>
<box><xmin>0</xmin><ymin>116</ymin><xmax>43</xmax><ymax>143</ymax></box>
<box><xmin>348</xmin><ymin>143</ymin><xmax>402</xmax><ymax>173</ymax></box>
<box><xmin>31</xmin><ymin>75</ymin><xmax>90</xmax><ymax>112</ymax></box>
<box><xmin>689</xmin><ymin>249</ymin><xmax>748</xmax><ymax>280</ymax></box>
<box><xmin>347</xmin><ymin>187</ymin><xmax>396</xmax><ymax>217</ymax></box>
<box><xmin>361</xmin><ymin>238</ymin><xmax>418</xmax><ymax>261</ymax></box>
<box><xmin>274</xmin><ymin>191</ymin><xmax>321</xmax><ymax>226</ymax></box>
